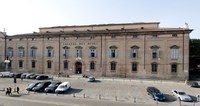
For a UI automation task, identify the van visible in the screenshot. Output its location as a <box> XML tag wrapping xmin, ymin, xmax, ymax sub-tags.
<box><xmin>0</xmin><ymin>72</ymin><xmax>11</xmax><ymax>77</ymax></box>
<box><xmin>55</xmin><ymin>82</ymin><xmax>71</xmax><ymax>93</ymax></box>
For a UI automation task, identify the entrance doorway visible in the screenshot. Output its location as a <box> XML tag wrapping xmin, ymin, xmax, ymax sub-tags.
<box><xmin>75</xmin><ymin>62</ymin><xmax>82</xmax><ymax>74</ymax></box>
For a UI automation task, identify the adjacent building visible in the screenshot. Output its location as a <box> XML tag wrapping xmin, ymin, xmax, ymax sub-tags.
<box><xmin>2</xmin><ymin>22</ymin><xmax>192</xmax><ymax>80</ymax></box>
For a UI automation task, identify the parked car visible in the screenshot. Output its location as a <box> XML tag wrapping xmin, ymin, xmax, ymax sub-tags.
<box><xmin>29</xmin><ymin>74</ymin><xmax>39</xmax><ymax>79</ymax></box>
<box><xmin>88</xmin><ymin>76</ymin><xmax>95</xmax><ymax>82</ymax></box>
<box><xmin>26</xmin><ymin>73</ymin><xmax>35</xmax><ymax>79</ymax></box>
<box><xmin>14</xmin><ymin>73</ymin><xmax>23</xmax><ymax>78</ymax></box>
<box><xmin>21</xmin><ymin>73</ymin><xmax>29</xmax><ymax>79</ymax></box>
<box><xmin>32</xmin><ymin>81</ymin><xmax>51</xmax><ymax>92</ymax></box>
<box><xmin>36</xmin><ymin>75</ymin><xmax>49</xmax><ymax>80</ymax></box>
<box><xmin>171</xmin><ymin>90</ymin><xmax>192</xmax><ymax>102</ymax></box>
<box><xmin>0</xmin><ymin>71</ymin><xmax>11</xmax><ymax>77</ymax></box>
<box><xmin>147</xmin><ymin>87</ymin><xmax>165</xmax><ymax>101</ymax></box>
<box><xmin>26</xmin><ymin>82</ymin><xmax>40</xmax><ymax>91</ymax></box>
<box><xmin>55</xmin><ymin>82</ymin><xmax>71</xmax><ymax>93</ymax></box>
<box><xmin>45</xmin><ymin>81</ymin><xmax>62</xmax><ymax>93</ymax></box>
<box><xmin>186</xmin><ymin>81</ymin><xmax>199</xmax><ymax>88</ymax></box>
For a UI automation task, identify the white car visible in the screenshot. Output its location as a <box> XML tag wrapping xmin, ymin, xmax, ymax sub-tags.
<box><xmin>171</xmin><ymin>90</ymin><xmax>192</xmax><ymax>102</ymax></box>
<box><xmin>55</xmin><ymin>82</ymin><xmax>71</xmax><ymax>93</ymax></box>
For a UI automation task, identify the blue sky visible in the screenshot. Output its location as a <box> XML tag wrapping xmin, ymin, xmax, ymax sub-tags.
<box><xmin>0</xmin><ymin>0</ymin><xmax>199</xmax><ymax>38</ymax></box>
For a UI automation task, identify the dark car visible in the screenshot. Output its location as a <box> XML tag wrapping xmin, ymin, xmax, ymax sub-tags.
<box><xmin>26</xmin><ymin>82</ymin><xmax>40</xmax><ymax>91</ymax></box>
<box><xmin>187</xmin><ymin>81</ymin><xmax>199</xmax><ymax>87</ymax></box>
<box><xmin>32</xmin><ymin>81</ymin><xmax>51</xmax><ymax>92</ymax></box>
<box><xmin>147</xmin><ymin>87</ymin><xmax>165</xmax><ymax>101</ymax></box>
<box><xmin>36</xmin><ymin>75</ymin><xmax>49</xmax><ymax>80</ymax></box>
<box><xmin>29</xmin><ymin>74</ymin><xmax>39</xmax><ymax>79</ymax></box>
<box><xmin>15</xmin><ymin>73</ymin><xmax>23</xmax><ymax>78</ymax></box>
<box><xmin>44</xmin><ymin>81</ymin><xmax>62</xmax><ymax>93</ymax></box>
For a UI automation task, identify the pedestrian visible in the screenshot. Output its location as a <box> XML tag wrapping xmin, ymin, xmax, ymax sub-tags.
<box><xmin>5</xmin><ymin>88</ymin><xmax>9</xmax><ymax>95</ymax></box>
<box><xmin>9</xmin><ymin>87</ymin><xmax>12</xmax><ymax>95</ymax></box>
<box><xmin>16</xmin><ymin>87</ymin><xmax>19</xmax><ymax>94</ymax></box>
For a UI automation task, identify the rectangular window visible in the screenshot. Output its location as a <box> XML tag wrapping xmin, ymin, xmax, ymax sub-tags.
<box><xmin>30</xmin><ymin>48</ymin><xmax>36</xmax><ymax>57</ymax></box>
<box><xmin>171</xmin><ymin>64</ymin><xmax>177</xmax><ymax>72</ymax></box>
<box><xmin>151</xmin><ymin>63</ymin><xmax>157</xmax><ymax>73</ymax></box>
<box><xmin>63</xmin><ymin>49</ymin><xmax>69</xmax><ymax>58</ymax></box>
<box><xmin>7</xmin><ymin>49</ymin><xmax>13</xmax><ymax>58</ymax></box>
<box><xmin>18</xmin><ymin>49</ymin><xmax>24</xmax><ymax>57</ymax></box>
<box><xmin>19</xmin><ymin>61</ymin><xmax>23</xmax><ymax>68</ymax></box>
<box><xmin>47</xmin><ymin>49</ymin><xmax>54</xmax><ymax>57</ymax></box>
<box><xmin>90</xmin><ymin>49</ymin><xmax>96</xmax><ymax>57</ymax></box>
<box><xmin>132</xmin><ymin>63</ymin><xmax>137</xmax><ymax>71</ymax></box>
<box><xmin>171</xmin><ymin>49</ymin><xmax>178</xmax><ymax>59</ymax></box>
<box><xmin>47</xmin><ymin>61</ymin><xmax>52</xmax><ymax>68</ymax></box>
<box><xmin>90</xmin><ymin>62</ymin><xmax>95</xmax><ymax>70</ymax></box>
<box><xmin>131</xmin><ymin>49</ymin><xmax>137</xmax><ymax>58</ymax></box>
<box><xmin>64</xmin><ymin>61</ymin><xmax>68</xmax><ymax>69</ymax></box>
<box><xmin>152</xmin><ymin>50</ymin><xmax>159</xmax><ymax>59</ymax></box>
<box><xmin>32</xmin><ymin>61</ymin><xmax>36</xmax><ymax>68</ymax></box>
<box><xmin>76</xmin><ymin>49</ymin><xmax>81</xmax><ymax>57</ymax></box>
<box><xmin>111</xmin><ymin>62</ymin><xmax>116</xmax><ymax>71</ymax></box>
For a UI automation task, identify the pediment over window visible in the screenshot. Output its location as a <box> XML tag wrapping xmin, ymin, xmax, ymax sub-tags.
<box><xmin>63</xmin><ymin>46</ymin><xmax>70</xmax><ymax>49</ymax></box>
<box><xmin>8</xmin><ymin>47</ymin><xmax>13</xmax><ymax>49</ymax></box>
<box><xmin>109</xmin><ymin>46</ymin><xmax>118</xmax><ymax>49</ymax></box>
<box><xmin>89</xmin><ymin>46</ymin><xmax>96</xmax><ymax>49</ymax></box>
<box><xmin>170</xmin><ymin>45</ymin><xmax>179</xmax><ymax>49</ymax></box>
<box><xmin>110</xmin><ymin>61</ymin><xmax>117</xmax><ymax>63</ymax></box>
<box><xmin>75</xmin><ymin>46</ymin><xmax>83</xmax><ymax>49</ymax></box>
<box><xmin>131</xmin><ymin>45</ymin><xmax>140</xmax><ymax>49</ymax></box>
<box><xmin>46</xmin><ymin>46</ymin><xmax>53</xmax><ymax>49</ymax></box>
<box><xmin>150</xmin><ymin>45</ymin><xmax>160</xmax><ymax>49</ymax></box>
<box><xmin>31</xmin><ymin>46</ymin><xmax>37</xmax><ymax>49</ymax></box>
<box><xmin>18</xmin><ymin>46</ymin><xmax>24</xmax><ymax>49</ymax></box>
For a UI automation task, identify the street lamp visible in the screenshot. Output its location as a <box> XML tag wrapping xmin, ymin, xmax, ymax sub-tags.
<box><xmin>4</xmin><ymin>59</ymin><xmax>10</xmax><ymax>71</ymax></box>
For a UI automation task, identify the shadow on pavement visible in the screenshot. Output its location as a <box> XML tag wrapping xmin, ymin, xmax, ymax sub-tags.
<box><xmin>163</xmin><ymin>94</ymin><xmax>177</xmax><ymax>102</ymax></box>
<box><xmin>63</xmin><ymin>88</ymin><xmax>83</xmax><ymax>94</ymax></box>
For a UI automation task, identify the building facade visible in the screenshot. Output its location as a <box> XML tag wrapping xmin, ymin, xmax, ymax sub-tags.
<box><xmin>3</xmin><ymin>22</ymin><xmax>192</xmax><ymax>80</ymax></box>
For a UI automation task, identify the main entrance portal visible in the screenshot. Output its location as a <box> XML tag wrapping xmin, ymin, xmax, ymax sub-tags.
<box><xmin>75</xmin><ymin>62</ymin><xmax>82</xmax><ymax>74</ymax></box>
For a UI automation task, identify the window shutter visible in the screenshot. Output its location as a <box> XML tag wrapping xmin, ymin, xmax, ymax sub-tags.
<box><xmin>29</xmin><ymin>49</ymin><xmax>32</xmax><ymax>57</ymax></box>
<box><xmin>45</xmin><ymin>49</ymin><xmax>47</xmax><ymax>57</ymax></box>
<box><xmin>18</xmin><ymin>49</ymin><xmax>20</xmax><ymax>57</ymax></box>
<box><xmin>22</xmin><ymin>50</ymin><xmax>24</xmax><ymax>57</ymax></box>
<box><xmin>109</xmin><ymin>50</ymin><xmax>111</xmax><ymax>58</ymax></box>
<box><xmin>135</xmin><ymin>49</ymin><xmax>138</xmax><ymax>58</ymax></box>
<box><xmin>157</xmin><ymin>49</ymin><xmax>160</xmax><ymax>58</ymax></box>
<box><xmin>52</xmin><ymin>50</ymin><xmax>54</xmax><ymax>57</ymax></box>
<box><xmin>94</xmin><ymin>49</ymin><xmax>97</xmax><ymax>57</ymax></box>
<box><xmin>88</xmin><ymin>50</ymin><xmax>91</xmax><ymax>57</ymax></box>
<box><xmin>116</xmin><ymin>50</ymin><xmax>119</xmax><ymax>58</ymax></box>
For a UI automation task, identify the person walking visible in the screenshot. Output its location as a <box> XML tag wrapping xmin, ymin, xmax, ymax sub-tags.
<box><xmin>9</xmin><ymin>87</ymin><xmax>12</xmax><ymax>95</ymax></box>
<box><xmin>5</xmin><ymin>88</ymin><xmax>9</xmax><ymax>95</ymax></box>
<box><xmin>16</xmin><ymin>87</ymin><xmax>19</xmax><ymax>94</ymax></box>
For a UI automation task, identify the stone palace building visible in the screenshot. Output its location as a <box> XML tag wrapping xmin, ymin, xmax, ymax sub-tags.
<box><xmin>0</xmin><ymin>22</ymin><xmax>193</xmax><ymax>80</ymax></box>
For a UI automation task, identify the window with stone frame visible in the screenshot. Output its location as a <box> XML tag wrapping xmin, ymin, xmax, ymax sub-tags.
<box><xmin>46</xmin><ymin>46</ymin><xmax>54</xmax><ymax>57</ymax></box>
<box><xmin>89</xmin><ymin>46</ymin><xmax>97</xmax><ymax>58</ymax></box>
<box><xmin>90</xmin><ymin>61</ymin><xmax>95</xmax><ymax>70</ymax></box>
<box><xmin>151</xmin><ymin>45</ymin><xmax>160</xmax><ymax>59</ymax></box>
<box><xmin>7</xmin><ymin>47</ymin><xmax>13</xmax><ymax>58</ymax></box>
<box><xmin>132</xmin><ymin>62</ymin><xmax>138</xmax><ymax>72</ymax></box>
<box><xmin>151</xmin><ymin>62</ymin><xmax>158</xmax><ymax>73</ymax></box>
<box><xmin>110</xmin><ymin>61</ymin><xmax>117</xmax><ymax>71</ymax></box>
<box><xmin>18</xmin><ymin>47</ymin><xmax>25</xmax><ymax>57</ymax></box>
<box><xmin>130</xmin><ymin>46</ymin><xmax>139</xmax><ymax>58</ymax></box>
<box><xmin>32</xmin><ymin>60</ymin><xmax>36</xmax><ymax>68</ymax></box>
<box><xmin>47</xmin><ymin>60</ymin><xmax>52</xmax><ymax>69</ymax></box>
<box><xmin>171</xmin><ymin>63</ymin><xmax>177</xmax><ymax>73</ymax></box>
<box><xmin>63</xmin><ymin>46</ymin><xmax>70</xmax><ymax>58</ymax></box>
<box><xmin>170</xmin><ymin>45</ymin><xmax>179</xmax><ymax>59</ymax></box>
<box><xmin>19</xmin><ymin>60</ymin><xmax>23</xmax><ymax>68</ymax></box>
<box><xmin>63</xmin><ymin>60</ymin><xmax>68</xmax><ymax>69</ymax></box>
<box><xmin>75</xmin><ymin>46</ymin><xmax>82</xmax><ymax>57</ymax></box>
<box><xmin>109</xmin><ymin>46</ymin><xmax>118</xmax><ymax>58</ymax></box>
<box><xmin>30</xmin><ymin>47</ymin><xmax>37</xmax><ymax>58</ymax></box>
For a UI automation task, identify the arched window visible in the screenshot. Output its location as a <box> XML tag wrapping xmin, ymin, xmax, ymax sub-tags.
<box><xmin>46</xmin><ymin>46</ymin><xmax>54</xmax><ymax>57</ymax></box>
<box><xmin>7</xmin><ymin>47</ymin><xmax>13</xmax><ymax>58</ymax></box>
<box><xmin>63</xmin><ymin>46</ymin><xmax>70</xmax><ymax>58</ymax></box>
<box><xmin>170</xmin><ymin>45</ymin><xmax>179</xmax><ymax>59</ymax></box>
<box><xmin>151</xmin><ymin>45</ymin><xmax>160</xmax><ymax>59</ymax></box>
<box><xmin>130</xmin><ymin>45</ymin><xmax>139</xmax><ymax>58</ymax></box>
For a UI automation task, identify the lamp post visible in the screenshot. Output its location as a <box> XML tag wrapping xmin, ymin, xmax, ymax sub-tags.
<box><xmin>4</xmin><ymin>59</ymin><xmax>10</xmax><ymax>71</ymax></box>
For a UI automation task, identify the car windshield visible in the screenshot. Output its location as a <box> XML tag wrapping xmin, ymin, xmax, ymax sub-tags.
<box><xmin>155</xmin><ymin>93</ymin><xmax>164</xmax><ymax>97</ymax></box>
<box><xmin>48</xmin><ymin>84</ymin><xmax>56</xmax><ymax>88</ymax></box>
<box><xmin>29</xmin><ymin>83</ymin><xmax>36</xmax><ymax>87</ymax></box>
<box><xmin>178</xmin><ymin>92</ymin><xmax>186</xmax><ymax>95</ymax></box>
<box><xmin>59</xmin><ymin>85</ymin><xmax>65</xmax><ymax>88</ymax></box>
<box><xmin>36</xmin><ymin>83</ymin><xmax>44</xmax><ymax>87</ymax></box>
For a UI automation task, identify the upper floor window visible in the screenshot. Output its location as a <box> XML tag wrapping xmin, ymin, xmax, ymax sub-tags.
<box><xmin>18</xmin><ymin>47</ymin><xmax>24</xmax><ymax>57</ymax></box>
<box><xmin>7</xmin><ymin>47</ymin><xmax>13</xmax><ymax>58</ymax></box>
<box><xmin>152</xmin><ymin>34</ymin><xmax>158</xmax><ymax>38</ymax></box>
<box><xmin>151</xmin><ymin>62</ymin><xmax>158</xmax><ymax>73</ymax></box>
<box><xmin>151</xmin><ymin>45</ymin><xmax>160</xmax><ymax>59</ymax></box>
<box><xmin>32</xmin><ymin>60</ymin><xmax>36</xmax><ymax>68</ymax></box>
<box><xmin>110</xmin><ymin>61</ymin><xmax>117</xmax><ymax>71</ymax></box>
<box><xmin>30</xmin><ymin>47</ymin><xmax>37</xmax><ymax>58</ymax></box>
<box><xmin>170</xmin><ymin>45</ymin><xmax>179</xmax><ymax>59</ymax></box>
<box><xmin>46</xmin><ymin>46</ymin><xmax>54</xmax><ymax>57</ymax></box>
<box><xmin>75</xmin><ymin>46</ymin><xmax>82</xmax><ymax>57</ymax></box>
<box><xmin>109</xmin><ymin>46</ymin><xmax>118</xmax><ymax>58</ymax></box>
<box><xmin>89</xmin><ymin>46</ymin><xmax>97</xmax><ymax>57</ymax></box>
<box><xmin>130</xmin><ymin>46</ymin><xmax>139</xmax><ymax>58</ymax></box>
<box><xmin>63</xmin><ymin>46</ymin><xmax>69</xmax><ymax>58</ymax></box>
<box><xmin>90</xmin><ymin>61</ymin><xmax>95</xmax><ymax>70</ymax></box>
